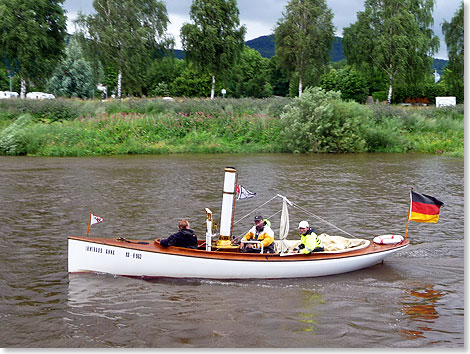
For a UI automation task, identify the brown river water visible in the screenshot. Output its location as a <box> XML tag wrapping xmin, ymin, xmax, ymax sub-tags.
<box><xmin>0</xmin><ymin>153</ymin><xmax>464</xmax><ymax>348</ymax></box>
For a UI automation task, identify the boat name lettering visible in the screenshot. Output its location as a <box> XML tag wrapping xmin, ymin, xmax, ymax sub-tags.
<box><xmin>85</xmin><ymin>246</ymin><xmax>115</xmax><ymax>255</ymax></box>
<box><xmin>125</xmin><ymin>251</ymin><xmax>142</xmax><ymax>260</ymax></box>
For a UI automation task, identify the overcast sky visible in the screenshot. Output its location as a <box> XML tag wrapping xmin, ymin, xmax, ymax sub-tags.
<box><xmin>63</xmin><ymin>0</ymin><xmax>463</xmax><ymax>60</ymax></box>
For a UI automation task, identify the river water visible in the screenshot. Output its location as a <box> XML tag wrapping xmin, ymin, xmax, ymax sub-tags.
<box><xmin>0</xmin><ymin>153</ymin><xmax>464</xmax><ymax>348</ymax></box>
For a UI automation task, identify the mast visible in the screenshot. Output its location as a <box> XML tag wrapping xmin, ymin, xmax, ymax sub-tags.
<box><xmin>216</xmin><ymin>167</ymin><xmax>238</xmax><ymax>250</ymax></box>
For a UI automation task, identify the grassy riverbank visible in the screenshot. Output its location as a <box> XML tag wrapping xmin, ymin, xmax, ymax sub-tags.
<box><xmin>0</xmin><ymin>94</ymin><xmax>464</xmax><ymax>157</ymax></box>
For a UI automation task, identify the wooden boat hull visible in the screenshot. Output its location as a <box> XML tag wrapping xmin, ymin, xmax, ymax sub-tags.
<box><xmin>68</xmin><ymin>236</ymin><xmax>410</xmax><ymax>279</ymax></box>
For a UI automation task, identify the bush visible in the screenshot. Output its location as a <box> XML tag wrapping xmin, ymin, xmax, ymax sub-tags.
<box><xmin>372</xmin><ymin>91</ymin><xmax>388</xmax><ymax>103</ymax></box>
<box><xmin>0</xmin><ymin>98</ymin><xmax>80</xmax><ymax>122</ymax></box>
<box><xmin>363</xmin><ymin>116</ymin><xmax>409</xmax><ymax>152</ymax></box>
<box><xmin>392</xmin><ymin>82</ymin><xmax>449</xmax><ymax>104</ymax></box>
<box><xmin>0</xmin><ymin>114</ymin><xmax>33</xmax><ymax>155</ymax></box>
<box><xmin>366</xmin><ymin>104</ymin><xmax>464</xmax><ymax>154</ymax></box>
<box><xmin>280</xmin><ymin>87</ymin><xmax>371</xmax><ymax>153</ymax></box>
<box><xmin>320</xmin><ymin>67</ymin><xmax>368</xmax><ymax>103</ymax></box>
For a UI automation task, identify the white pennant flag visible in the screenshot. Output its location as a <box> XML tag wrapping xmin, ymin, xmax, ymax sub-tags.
<box><xmin>90</xmin><ymin>213</ymin><xmax>104</xmax><ymax>225</ymax></box>
<box><xmin>87</xmin><ymin>212</ymin><xmax>103</xmax><ymax>237</ymax></box>
<box><xmin>236</xmin><ymin>185</ymin><xmax>256</xmax><ymax>200</ymax></box>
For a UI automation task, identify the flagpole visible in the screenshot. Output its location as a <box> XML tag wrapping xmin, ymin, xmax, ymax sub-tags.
<box><xmin>404</xmin><ymin>188</ymin><xmax>413</xmax><ymax>239</ymax></box>
<box><xmin>404</xmin><ymin>201</ymin><xmax>411</xmax><ymax>239</ymax></box>
<box><xmin>86</xmin><ymin>212</ymin><xmax>92</xmax><ymax>237</ymax></box>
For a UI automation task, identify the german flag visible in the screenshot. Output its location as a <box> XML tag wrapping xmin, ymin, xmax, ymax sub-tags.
<box><xmin>409</xmin><ymin>191</ymin><xmax>444</xmax><ymax>223</ymax></box>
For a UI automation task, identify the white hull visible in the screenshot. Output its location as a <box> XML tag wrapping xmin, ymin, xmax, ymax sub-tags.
<box><xmin>68</xmin><ymin>238</ymin><xmax>409</xmax><ymax>279</ymax></box>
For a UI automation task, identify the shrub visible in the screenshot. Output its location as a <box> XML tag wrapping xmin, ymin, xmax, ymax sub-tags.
<box><xmin>280</xmin><ymin>86</ymin><xmax>371</xmax><ymax>153</ymax></box>
<box><xmin>0</xmin><ymin>98</ymin><xmax>80</xmax><ymax>122</ymax></box>
<box><xmin>372</xmin><ymin>91</ymin><xmax>388</xmax><ymax>103</ymax></box>
<box><xmin>363</xmin><ymin>116</ymin><xmax>409</xmax><ymax>152</ymax></box>
<box><xmin>0</xmin><ymin>114</ymin><xmax>33</xmax><ymax>155</ymax></box>
<box><xmin>320</xmin><ymin>67</ymin><xmax>368</xmax><ymax>103</ymax></box>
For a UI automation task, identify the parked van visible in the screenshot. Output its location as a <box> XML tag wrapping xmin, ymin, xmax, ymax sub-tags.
<box><xmin>0</xmin><ymin>91</ymin><xmax>19</xmax><ymax>99</ymax></box>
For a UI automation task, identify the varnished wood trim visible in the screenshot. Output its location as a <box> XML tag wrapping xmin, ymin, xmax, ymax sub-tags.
<box><xmin>69</xmin><ymin>236</ymin><xmax>410</xmax><ymax>262</ymax></box>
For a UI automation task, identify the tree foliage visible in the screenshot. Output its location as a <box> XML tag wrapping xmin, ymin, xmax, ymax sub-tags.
<box><xmin>170</xmin><ymin>67</ymin><xmax>213</xmax><ymax>97</ymax></box>
<box><xmin>230</xmin><ymin>46</ymin><xmax>272</xmax><ymax>98</ymax></box>
<box><xmin>181</xmin><ymin>0</ymin><xmax>246</xmax><ymax>99</ymax></box>
<box><xmin>0</xmin><ymin>0</ymin><xmax>455</xmax><ymax>102</ymax></box>
<box><xmin>343</xmin><ymin>0</ymin><xmax>439</xmax><ymax>104</ymax></box>
<box><xmin>320</xmin><ymin>66</ymin><xmax>369</xmax><ymax>103</ymax></box>
<box><xmin>274</xmin><ymin>0</ymin><xmax>334</xmax><ymax>97</ymax></box>
<box><xmin>46</xmin><ymin>37</ymin><xmax>96</xmax><ymax>98</ymax></box>
<box><xmin>146</xmin><ymin>57</ymin><xmax>185</xmax><ymax>96</ymax></box>
<box><xmin>442</xmin><ymin>1</ymin><xmax>464</xmax><ymax>101</ymax></box>
<box><xmin>267</xmin><ymin>55</ymin><xmax>290</xmax><ymax>97</ymax></box>
<box><xmin>75</xmin><ymin>0</ymin><xmax>173</xmax><ymax>99</ymax></box>
<box><xmin>0</xmin><ymin>64</ymin><xmax>9</xmax><ymax>90</ymax></box>
<box><xmin>0</xmin><ymin>0</ymin><xmax>67</xmax><ymax>98</ymax></box>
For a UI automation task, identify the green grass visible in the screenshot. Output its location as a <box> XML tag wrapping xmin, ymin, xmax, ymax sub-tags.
<box><xmin>0</xmin><ymin>97</ymin><xmax>463</xmax><ymax>157</ymax></box>
<box><xmin>11</xmin><ymin>110</ymin><xmax>283</xmax><ymax>156</ymax></box>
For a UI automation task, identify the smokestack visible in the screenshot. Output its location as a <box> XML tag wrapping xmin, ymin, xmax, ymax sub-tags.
<box><xmin>217</xmin><ymin>167</ymin><xmax>237</xmax><ymax>248</ymax></box>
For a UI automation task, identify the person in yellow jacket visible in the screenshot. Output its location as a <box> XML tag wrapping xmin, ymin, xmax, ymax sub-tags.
<box><xmin>297</xmin><ymin>220</ymin><xmax>324</xmax><ymax>254</ymax></box>
<box><xmin>239</xmin><ymin>215</ymin><xmax>275</xmax><ymax>253</ymax></box>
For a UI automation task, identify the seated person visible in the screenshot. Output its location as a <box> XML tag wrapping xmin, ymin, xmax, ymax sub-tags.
<box><xmin>295</xmin><ymin>220</ymin><xmax>324</xmax><ymax>254</ymax></box>
<box><xmin>239</xmin><ymin>215</ymin><xmax>275</xmax><ymax>253</ymax></box>
<box><xmin>160</xmin><ymin>219</ymin><xmax>198</xmax><ymax>249</ymax></box>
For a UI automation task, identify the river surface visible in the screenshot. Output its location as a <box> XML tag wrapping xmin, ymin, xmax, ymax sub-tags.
<box><xmin>0</xmin><ymin>153</ymin><xmax>464</xmax><ymax>348</ymax></box>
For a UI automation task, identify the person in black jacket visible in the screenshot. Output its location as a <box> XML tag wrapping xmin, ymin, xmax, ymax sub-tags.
<box><xmin>160</xmin><ymin>219</ymin><xmax>198</xmax><ymax>249</ymax></box>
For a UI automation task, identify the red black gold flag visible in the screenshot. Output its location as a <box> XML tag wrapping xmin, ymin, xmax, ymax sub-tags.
<box><xmin>409</xmin><ymin>191</ymin><xmax>444</xmax><ymax>223</ymax></box>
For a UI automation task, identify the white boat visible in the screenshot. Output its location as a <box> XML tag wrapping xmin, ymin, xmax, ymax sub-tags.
<box><xmin>68</xmin><ymin>168</ymin><xmax>410</xmax><ymax>279</ymax></box>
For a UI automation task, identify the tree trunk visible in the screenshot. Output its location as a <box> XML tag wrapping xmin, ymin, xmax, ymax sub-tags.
<box><xmin>386</xmin><ymin>69</ymin><xmax>396</xmax><ymax>105</ymax></box>
<box><xmin>387</xmin><ymin>84</ymin><xmax>393</xmax><ymax>105</ymax></box>
<box><xmin>210</xmin><ymin>75</ymin><xmax>215</xmax><ymax>100</ymax></box>
<box><xmin>20</xmin><ymin>77</ymin><xmax>26</xmax><ymax>99</ymax></box>
<box><xmin>117</xmin><ymin>70</ymin><xmax>122</xmax><ymax>100</ymax></box>
<box><xmin>298</xmin><ymin>76</ymin><xmax>303</xmax><ymax>98</ymax></box>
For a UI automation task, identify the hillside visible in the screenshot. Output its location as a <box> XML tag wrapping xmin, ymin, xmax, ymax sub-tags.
<box><xmin>245</xmin><ymin>34</ymin><xmax>447</xmax><ymax>73</ymax></box>
<box><xmin>245</xmin><ymin>34</ymin><xmax>345</xmax><ymax>62</ymax></box>
<box><xmin>173</xmin><ymin>35</ymin><xmax>343</xmax><ymax>61</ymax></box>
<box><xmin>174</xmin><ymin>34</ymin><xmax>447</xmax><ymax>73</ymax></box>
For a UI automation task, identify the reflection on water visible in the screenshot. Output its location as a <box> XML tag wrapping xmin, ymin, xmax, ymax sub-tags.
<box><xmin>400</xmin><ymin>283</ymin><xmax>444</xmax><ymax>342</ymax></box>
<box><xmin>296</xmin><ymin>290</ymin><xmax>324</xmax><ymax>333</ymax></box>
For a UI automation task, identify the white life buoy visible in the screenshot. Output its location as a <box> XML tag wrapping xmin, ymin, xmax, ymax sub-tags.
<box><xmin>373</xmin><ymin>234</ymin><xmax>404</xmax><ymax>245</ymax></box>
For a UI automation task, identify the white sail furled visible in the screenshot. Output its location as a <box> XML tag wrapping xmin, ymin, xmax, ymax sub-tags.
<box><xmin>278</xmin><ymin>195</ymin><xmax>292</xmax><ymax>253</ymax></box>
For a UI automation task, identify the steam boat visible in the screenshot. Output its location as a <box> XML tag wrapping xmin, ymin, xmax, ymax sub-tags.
<box><xmin>68</xmin><ymin>168</ymin><xmax>410</xmax><ymax>279</ymax></box>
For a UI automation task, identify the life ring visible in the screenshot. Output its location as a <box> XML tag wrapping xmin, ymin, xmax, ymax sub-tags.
<box><xmin>373</xmin><ymin>234</ymin><xmax>404</xmax><ymax>245</ymax></box>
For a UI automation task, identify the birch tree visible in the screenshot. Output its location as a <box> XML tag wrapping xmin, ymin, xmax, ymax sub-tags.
<box><xmin>343</xmin><ymin>0</ymin><xmax>439</xmax><ymax>104</ymax></box>
<box><xmin>274</xmin><ymin>0</ymin><xmax>334</xmax><ymax>98</ymax></box>
<box><xmin>0</xmin><ymin>0</ymin><xmax>67</xmax><ymax>98</ymax></box>
<box><xmin>75</xmin><ymin>0</ymin><xmax>172</xmax><ymax>99</ymax></box>
<box><xmin>442</xmin><ymin>1</ymin><xmax>464</xmax><ymax>100</ymax></box>
<box><xmin>181</xmin><ymin>0</ymin><xmax>246</xmax><ymax>99</ymax></box>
